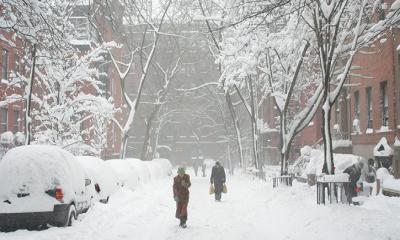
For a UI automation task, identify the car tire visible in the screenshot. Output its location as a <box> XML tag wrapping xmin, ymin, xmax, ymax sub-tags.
<box><xmin>66</xmin><ymin>205</ymin><xmax>76</xmax><ymax>227</ymax></box>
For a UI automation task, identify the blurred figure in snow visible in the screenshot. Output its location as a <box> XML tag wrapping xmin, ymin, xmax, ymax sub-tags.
<box><xmin>365</xmin><ymin>158</ymin><xmax>377</xmax><ymax>183</ymax></box>
<box><xmin>210</xmin><ymin>161</ymin><xmax>226</xmax><ymax>201</ymax></box>
<box><xmin>173</xmin><ymin>167</ymin><xmax>191</xmax><ymax>228</ymax></box>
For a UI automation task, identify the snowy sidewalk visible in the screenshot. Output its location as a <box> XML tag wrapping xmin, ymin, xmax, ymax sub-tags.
<box><xmin>1</xmin><ymin>174</ymin><xmax>399</xmax><ymax>240</ymax></box>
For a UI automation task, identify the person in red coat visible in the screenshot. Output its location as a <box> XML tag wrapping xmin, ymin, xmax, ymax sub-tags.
<box><xmin>173</xmin><ymin>167</ymin><xmax>191</xmax><ymax>228</ymax></box>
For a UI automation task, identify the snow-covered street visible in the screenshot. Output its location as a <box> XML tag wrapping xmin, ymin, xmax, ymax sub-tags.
<box><xmin>1</xmin><ymin>171</ymin><xmax>399</xmax><ymax>240</ymax></box>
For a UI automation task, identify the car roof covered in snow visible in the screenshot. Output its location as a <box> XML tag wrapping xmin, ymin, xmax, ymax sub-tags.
<box><xmin>0</xmin><ymin>145</ymin><xmax>86</xmax><ymax>201</ymax></box>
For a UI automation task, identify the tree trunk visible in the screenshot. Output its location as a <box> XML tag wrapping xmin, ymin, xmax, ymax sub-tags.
<box><xmin>322</xmin><ymin>99</ymin><xmax>334</xmax><ymax>174</ymax></box>
<box><xmin>226</xmin><ymin>92</ymin><xmax>244</xmax><ymax>168</ymax></box>
<box><xmin>141</xmin><ymin>107</ymin><xmax>159</xmax><ymax>160</ymax></box>
<box><xmin>249</xmin><ymin>79</ymin><xmax>259</xmax><ymax>171</ymax></box>
<box><xmin>25</xmin><ymin>44</ymin><xmax>37</xmax><ymax>145</ymax></box>
<box><xmin>120</xmin><ymin>133</ymin><xmax>129</xmax><ymax>159</ymax></box>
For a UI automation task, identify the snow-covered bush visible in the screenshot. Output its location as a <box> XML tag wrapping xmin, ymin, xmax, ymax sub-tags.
<box><xmin>105</xmin><ymin>159</ymin><xmax>140</xmax><ymax>191</ymax></box>
<box><xmin>76</xmin><ymin>156</ymin><xmax>120</xmax><ymax>202</ymax></box>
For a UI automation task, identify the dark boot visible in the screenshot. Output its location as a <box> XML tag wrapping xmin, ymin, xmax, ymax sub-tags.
<box><xmin>180</xmin><ymin>217</ymin><xmax>187</xmax><ymax>228</ymax></box>
<box><xmin>215</xmin><ymin>192</ymin><xmax>221</xmax><ymax>201</ymax></box>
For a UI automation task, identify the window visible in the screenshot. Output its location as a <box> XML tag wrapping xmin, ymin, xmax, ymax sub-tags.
<box><xmin>354</xmin><ymin>91</ymin><xmax>360</xmax><ymax>119</ymax></box>
<box><xmin>14</xmin><ymin>55</ymin><xmax>20</xmax><ymax>74</ymax></box>
<box><xmin>380</xmin><ymin>81</ymin><xmax>389</xmax><ymax>126</ymax></box>
<box><xmin>366</xmin><ymin>87</ymin><xmax>373</xmax><ymax>129</ymax></box>
<box><xmin>0</xmin><ymin>108</ymin><xmax>8</xmax><ymax>133</ymax></box>
<box><xmin>13</xmin><ymin>109</ymin><xmax>20</xmax><ymax>132</ymax></box>
<box><xmin>2</xmin><ymin>49</ymin><xmax>9</xmax><ymax>80</ymax></box>
<box><xmin>335</xmin><ymin>103</ymin><xmax>340</xmax><ymax>124</ymax></box>
<box><xmin>69</xmin><ymin>17</ymin><xmax>90</xmax><ymax>40</ymax></box>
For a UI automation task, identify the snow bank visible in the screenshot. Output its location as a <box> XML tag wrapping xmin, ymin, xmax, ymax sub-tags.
<box><xmin>76</xmin><ymin>156</ymin><xmax>120</xmax><ymax>201</ymax></box>
<box><xmin>105</xmin><ymin>159</ymin><xmax>140</xmax><ymax>191</ymax></box>
<box><xmin>374</xmin><ymin>137</ymin><xmax>393</xmax><ymax>157</ymax></box>
<box><xmin>0</xmin><ymin>145</ymin><xmax>85</xmax><ymax>204</ymax></box>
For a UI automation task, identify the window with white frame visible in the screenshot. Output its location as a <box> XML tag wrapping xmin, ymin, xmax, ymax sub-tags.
<box><xmin>2</xmin><ymin>48</ymin><xmax>9</xmax><ymax>80</ymax></box>
<box><xmin>366</xmin><ymin>87</ymin><xmax>373</xmax><ymax>129</ymax></box>
<box><xmin>0</xmin><ymin>108</ymin><xmax>8</xmax><ymax>133</ymax></box>
<box><xmin>380</xmin><ymin>81</ymin><xmax>389</xmax><ymax>127</ymax></box>
<box><xmin>13</xmin><ymin>109</ymin><xmax>20</xmax><ymax>132</ymax></box>
<box><xmin>354</xmin><ymin>91</ymin><xmax>360</xmax><ymax>119</ymax></box>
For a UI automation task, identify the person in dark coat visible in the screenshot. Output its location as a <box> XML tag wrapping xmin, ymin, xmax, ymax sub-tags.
<box><xmin>210</xmin><ymin>161</ymin><xmax>226</xmax><ymax>201</ymax></box>
<box><xmin>173</xmin><ymin>167</ymin><xmax>191</xmax><ymax>228</ymax></box>
<box><xmin>343</xmin><ymin>161</ymin><xmax>364</xmax><ymax>204</ymax></box>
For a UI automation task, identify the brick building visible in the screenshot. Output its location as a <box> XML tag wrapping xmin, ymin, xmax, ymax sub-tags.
<box><xmin>263</xmin><ymin>0</ymin><xmax>400</xmax><ymax>163</ymax></box>
<box><xmin>0</xmin><ymin>0</ymin><xmax>125</xmax><ymax>158</ymax></box>
<box><xmin>0</xmin><ymin>29</ymin><xmax>26</xmax><ymax>143</ymax></box>
<box><xmin>69</xmin><ymin>0</ymin><xmax>125</xmax><ymax>159</ymax></box>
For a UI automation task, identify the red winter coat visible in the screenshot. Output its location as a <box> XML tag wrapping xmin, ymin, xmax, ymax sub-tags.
<box><xmin>173</xmin><ymin>174</ymin><xmax>191</xmax><ymax>203</ymax></box>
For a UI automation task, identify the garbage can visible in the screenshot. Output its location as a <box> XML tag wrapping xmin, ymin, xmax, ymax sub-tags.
<box><xmin>374</xmin><ymin>137</ymin><xmax>393</xmax><ymax>170</ymax></box>
<box><xmin>307</xmin><ymin>174</ymin><xmax>316</xmax><ymax>186</ymax></box>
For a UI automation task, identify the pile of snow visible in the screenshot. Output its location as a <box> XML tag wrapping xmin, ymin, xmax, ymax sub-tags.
<box><xmin>374</xmin><ymin>137</ymin><xmax>393</xmax><ymax>157</ymax></box>
<box><xmin>318</xmin><ymin>173</ymin><xmax>350</xmax><ymax>183</ymax></box>
<box><xmin>293</xmin><ymin>147</ymin><xmax>363</xmax><ymax>176</ymax></box>
<box><xmin>376</xmin><ymin>167</ymin><xmax>394</xmax><ymax>182</ymax></box>
<box><xmin>333</xmin><ymin>139</ymin><xmax>352</xmax><ymax>149</ymax></box>
<box><xmin>376</xmin><ymin>167</ymin><xmax>400</xmax><ymax>193</ymax></box>
<box><xmin>0</xmin><ymin>131</ymin><xmax>14</xmax><ymax>145</ymax></box>
<box><xmin>105</xmin><ymin>159</ymin><xmax>140</xmax><ymax>191</ymax></box>
<box><xmin>0</xmin><ymin>145</ymin><xmax>86</xmax><ymax>204</ymax></box>
<box><xmin>76</xmin><ymin>156</ymin><xmax>120</xmax><ymax>201</ymax></box>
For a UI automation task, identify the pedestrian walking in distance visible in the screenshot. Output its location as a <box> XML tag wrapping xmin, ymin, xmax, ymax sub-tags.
<box><xmin>210</xmin><ymin>161</ymin><xmax>226</xmax><ymax>201</ymax></box>
<box><xmin>173</xmin><ymin>167</ymin><xmax>191</xmax><ymax>228</ymax></box>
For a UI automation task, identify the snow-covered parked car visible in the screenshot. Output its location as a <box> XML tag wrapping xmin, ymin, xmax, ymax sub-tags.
<box><xmin>153</xmin><ymin>158</ymin><xmax>173</xmax><ymax>176</ymax></box>
<box><xmin>125</xmin><ymin>158</ymin><xmax>151</xmax><ymax>184</ymax></box>
<box><xmin>76</xmin><ymin>156</ymin><xmax>120</xmax><ymax>204</ymax></box>
<box><xmin>144</xmin><ymin>161</ymin><xmax>165</xmax><ymax>180</ymax></box>
<box><xmin>105</xmin><ymin>159</ymin><xmax>140</xmax><ymax>191</ymax></box>
<box><xmin>0</xmin><ymin>145</ymin><xmax>93</xmax><ymax>231</ymax></box>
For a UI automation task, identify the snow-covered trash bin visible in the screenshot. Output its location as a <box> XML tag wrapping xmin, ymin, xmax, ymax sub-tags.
<box><xmin>76</xmin><ymin>156</ymin><xmax>120</xmax><ymax>204</ymax></box>
<box><xmin>0</xmin><ymin>145</ymin><xmax>93</xmax><ymax>231</ymax></box>
<box><xmin>374</xmin><ymin>137</ymin><xmax>393</xmax><ymax>169</ymax></box>
<box><xmin>307</xmin><ymin>174</ymin><xmax>316</xmax><ymax>186</ymax></box>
